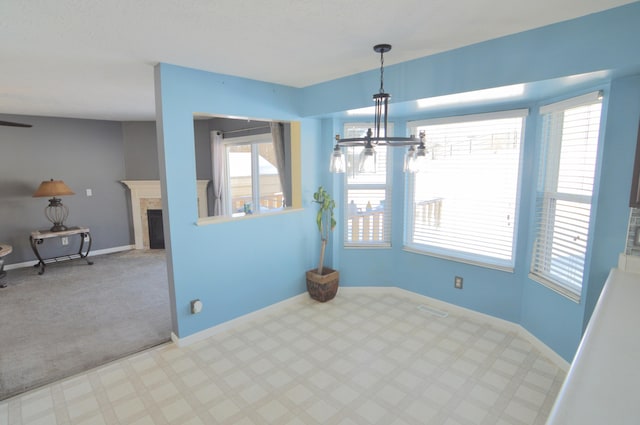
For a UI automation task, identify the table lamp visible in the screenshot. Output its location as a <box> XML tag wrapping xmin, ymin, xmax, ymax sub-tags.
<box><xmin>33</xmin><ymin>179</ymin><xmax>75</xmax><ymax>232</ymax></box>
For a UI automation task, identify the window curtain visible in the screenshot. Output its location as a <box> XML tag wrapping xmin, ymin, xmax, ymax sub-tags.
<box><xmin>270</xmin><ymin>122</ymin><xmax>290</xmax><ymax>206</ymax></box>
<box><xmin>210</xmin><ymin>130</ymin><xmax>227</xmax><ymax>216</ymax></box>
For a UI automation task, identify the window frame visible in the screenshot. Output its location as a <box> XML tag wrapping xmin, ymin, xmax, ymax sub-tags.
<box><xmin>223</xmin><ymin>133</ymin><xmax>283</xmax><ymax>217</ymax></box>
<box><xmin>343</xmin><ymin>122</ymin><xmax>394</xmax><ymax>248</ymax></box>
<box><xmin>529</xmin><ymin>91</ymin><xmax>604</xmax><ymax>302</ymax></box>
<box><xmin>405</xmin><ymin>109</ymin><xmax>528</xmax><ymax>271</ymax></box>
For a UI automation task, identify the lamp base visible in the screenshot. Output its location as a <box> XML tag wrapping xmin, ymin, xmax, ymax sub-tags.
<box><xmin>44</xmin><ymin>198</ymin><xmax>70</xmax><ymax>232</ymax></box>
<box><xmin>49</xmin><ymin>223</ymin><xmax>68</xmax><ymax>232</ymax></box>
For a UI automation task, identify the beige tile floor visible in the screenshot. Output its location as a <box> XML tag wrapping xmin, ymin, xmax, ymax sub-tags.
<box><xmin>0</xmin><ymin>290</ymin><xmax>566</xmax><ymax>425</ymax></box>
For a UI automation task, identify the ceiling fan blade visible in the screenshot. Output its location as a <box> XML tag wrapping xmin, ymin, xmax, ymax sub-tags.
<box><xmin>0</xmin><ymin>120</ymin><xmax>32</xmax><ymax>128</ymax></box>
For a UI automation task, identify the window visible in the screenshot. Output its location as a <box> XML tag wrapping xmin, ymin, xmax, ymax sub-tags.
<box><xmin>344</xmin><ymin>123</ymin><xmax>392</xmax><ymax>247</ymax></box>
<box><xmin>406</xmin><ymin>110</ymin><xmax>527</xmax><ymax>270</ymax></box>
<box><xmin>225</xmin><ymin>134</ymin><xmax>284</xmax><ymax>216</ymax></box>
<box><xmin>530</xmin><ymin>92</ymin><xmax>603</xmax><ymax>301</ymax></box>
<box><xmin>195</xmin><ymin>117</ymin><xmax>300</xmax><ymax>222</ymax></box>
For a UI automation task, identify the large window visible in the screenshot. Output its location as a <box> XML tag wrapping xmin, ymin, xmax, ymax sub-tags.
<box><xmin>406</xmin><ymin>110</ymin><xmax>527</xmax><ymax>270</ymax></box>
<box><xmin>344</xmin><ymin>123</ymin><xmax>392</xmax><ymax>247</ymax></box>
<box><xmin>225</xmin><ymin>134</ymin><xmax>284</xmax><ymax>216</ymax></box>
<box><xmin>530</xmin><ymin>92</ymin><xmax>603</xmax><ymax>301</ymax></box>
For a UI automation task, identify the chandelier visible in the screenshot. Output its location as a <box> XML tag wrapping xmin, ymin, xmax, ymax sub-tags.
<box><xmin>329</xmin><ymin>44</ymin><xmax>427</xmax><ymax>174</ymax></box>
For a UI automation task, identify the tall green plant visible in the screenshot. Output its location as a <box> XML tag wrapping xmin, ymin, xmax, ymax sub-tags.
<box><xmin>313</xmin><ymin>186</ymin><xmax>336</xmax><ymax>274</ymax></box>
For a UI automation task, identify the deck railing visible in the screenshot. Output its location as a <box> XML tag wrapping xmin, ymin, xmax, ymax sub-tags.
<box><xmin>346</xmin><ymin>198</ymin><xmax>443</xmax><ymax>242</ymax></box>
<box><xmin>416</xmin><ymin>198</ymin><xmax>443</xmax><ymax>227</ymax></box>
<box><xmin>231</xmin><ymin>194</ymin><xmax>284</xmax><ymax>213</ymax></box>
<box><xmin>347</xmin><ymin>210</ymin><xmax>384</xmax><ymax>242</ymax></box>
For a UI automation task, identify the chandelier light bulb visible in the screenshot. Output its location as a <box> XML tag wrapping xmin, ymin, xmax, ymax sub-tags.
<box><xmin>329</xmin><ymin>145</ymin><xmax>346</xmax><ymax>173</ymax></box>
<box><xmin>358</xmin><ymin>145</ymin><xmax>377</xmax><ymax>173</ymax></box>
<box><xmin>404</xmin><ymin>145</ymin><xmax>416</xmax><ymax>173</ymax></box>
<box><xmin>413</xmin><ymin>143</ymin><xmax>429</xmax><ymax>173</ymax></box>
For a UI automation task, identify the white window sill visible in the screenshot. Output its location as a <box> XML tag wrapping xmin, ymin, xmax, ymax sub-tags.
<box><xmin>195</xmin><ymin>207</ymin><xmax>303</xmax><ymax>226</ymax></box>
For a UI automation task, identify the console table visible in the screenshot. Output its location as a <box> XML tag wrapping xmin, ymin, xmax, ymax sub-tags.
<box><xmin>30</xmin><ymin>226</ymin><xmax>93</xmax><ymax>275</ymax></box>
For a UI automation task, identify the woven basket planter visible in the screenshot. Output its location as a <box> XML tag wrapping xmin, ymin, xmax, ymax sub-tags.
<box><xmin>306</xmin><ymin>268</ymin><xmax>339</xmax><ymax>302</ymax></box>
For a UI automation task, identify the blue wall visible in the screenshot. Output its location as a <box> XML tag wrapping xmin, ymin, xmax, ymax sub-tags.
<box><xmin>155</xmin><ymin>3</ymin><xmax>640</xmax><ymax>360</ymax></box>
<box><xmin>154</xmin><ymin>64</ymin><xmax>322</xmax><ymax>337</ymax></box>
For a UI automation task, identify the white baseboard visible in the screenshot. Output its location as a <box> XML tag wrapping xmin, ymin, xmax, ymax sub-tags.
<box><xmin>519</xmin><ymin>324</ymin><xmax>571</xmax><ymax>372</ymax></box>
<box><xmin>402</xmin><ymin>288</ymin><xmax>569</xmax><ymax>370</ymax></box>
<box><xmin>4</xmin><ymin>245</ymin><xmax>135</xmax><ymax>270</ymax></box>
<box><xmin>93</xmin><ymin>245</ymin><xmax>136</xmax><ymax>256</ymax></box>
<box><xmin>170</xmin><ymin>285</ymin><xmax>569</xmax><ymax>371</ymax></box>
<box><xmin>171</xmin><ymin>293</ymin><xmax>309</xmax><ymax>347</ymax></box>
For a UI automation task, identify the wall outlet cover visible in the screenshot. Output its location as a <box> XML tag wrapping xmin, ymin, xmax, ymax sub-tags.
<box><xmin>454</xmin><ymin>276</ymin><xmax>463</xmax><ymax>289</ymax></box>
<box><xmin>190</xmin><ymin>299</ymin><xmax>203</xmax><ymax>314</ymax></box>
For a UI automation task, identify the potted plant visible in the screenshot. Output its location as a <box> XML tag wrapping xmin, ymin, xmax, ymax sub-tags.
<box><xmin>306</xmin><ymin>186</ymin><xmax>339</xmax><ymax>302</ymax></box>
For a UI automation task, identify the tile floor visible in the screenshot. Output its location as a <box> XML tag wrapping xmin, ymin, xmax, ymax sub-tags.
<box><xmin>0</xmin><ymin>291</ymin><xmax>566</xmax><ymax>425</ymax></box>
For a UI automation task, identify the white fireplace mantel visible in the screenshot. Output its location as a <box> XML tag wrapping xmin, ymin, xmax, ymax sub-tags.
<box><xmin>121</xmin><ymin>180</ymin><xmax>209</xmax><ymax>249</ymax></box>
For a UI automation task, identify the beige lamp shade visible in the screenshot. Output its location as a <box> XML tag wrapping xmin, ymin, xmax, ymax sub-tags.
<box><xmin>33</xmin><ymin>179</ymin><xmax>75</xmax><ymax>198</ymax></box>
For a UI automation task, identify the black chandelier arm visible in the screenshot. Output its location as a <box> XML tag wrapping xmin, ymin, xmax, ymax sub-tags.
<box><xmin>335</xmin><ymin>137</ymin><xmax>422</xmax><ymax>147</ymax></box>
<box><xmin>335</xmin><ymin>130</ymin><xmax>425</xmax><ymax>147</ymax></box>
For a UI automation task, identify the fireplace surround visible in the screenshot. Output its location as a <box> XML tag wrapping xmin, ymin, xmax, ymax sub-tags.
<box><xmin>121</xmin><ymin>180</ymin><xmax>209</xmax><ymax>249</ymax></box>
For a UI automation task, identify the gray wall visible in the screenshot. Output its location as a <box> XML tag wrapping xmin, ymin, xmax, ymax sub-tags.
<box><xmin>0</xmin><ymin>114</ymin><xmax>132</xmax><ymax>264</ymax></box>
<box><xmin>122</xmin><ymin>121</ymin><xmax>160</xmax><ymax>180</ymax></box>
<box><xmin>194</xmin><ymin>120</ymin><xmax>212</xmax><ymax>181</ymax></box>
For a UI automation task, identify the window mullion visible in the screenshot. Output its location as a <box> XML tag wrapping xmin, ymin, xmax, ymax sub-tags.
<box><xmin>251</xmin><ymin>143</ymin><xmax>260</xmax><ymax>209</ymax></box>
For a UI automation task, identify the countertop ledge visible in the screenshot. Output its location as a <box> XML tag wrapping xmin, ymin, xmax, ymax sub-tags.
<box><xmin>545</xmin><ymin>267</ymin><xmax>640</xmax><ymax>425</ymax></box>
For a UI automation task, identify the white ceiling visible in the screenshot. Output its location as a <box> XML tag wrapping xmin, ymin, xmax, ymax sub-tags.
<box><xmin>1</xmin><ymin>0</ymin><xmax>635</xmax><ymax>122</ymax></box>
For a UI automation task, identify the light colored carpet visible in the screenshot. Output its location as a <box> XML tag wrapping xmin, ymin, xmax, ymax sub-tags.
<box><xmin>0</xmin><ymin>249</ymin><xmax>171</xmax><ymax>401</ymax></box>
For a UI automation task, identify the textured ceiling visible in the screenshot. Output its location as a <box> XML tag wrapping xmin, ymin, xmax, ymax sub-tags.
<box><xmin>1</xmin><ymin>0</ymin><xmax>635</xmax><ymax>121</ymax></box>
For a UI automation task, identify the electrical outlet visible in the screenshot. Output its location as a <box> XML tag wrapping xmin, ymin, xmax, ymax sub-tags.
<box><xmin>61</xmin><ymin>237</ymin><xmax>69</xmax><ymax>246</ymax></box>
<box><xmin>190</xmin><ymin>299</ymin><xmax>203</xmax><ymax>314</ymax></box>
<box><xmin>454</xmin><ymin>276</ymin><xmax>463</xmax><ymax>289</ymax></box>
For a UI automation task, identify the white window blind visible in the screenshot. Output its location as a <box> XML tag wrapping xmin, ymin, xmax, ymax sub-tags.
<box><xmin>344</xmin><ymin>123</ymin><xmax>392</xmax><ymax>247</ymax></box>
<box><xmin>530</xmin><ymin>92</ymin><xmax>602</xmax><ymax>301</ymax></box>
<box><xmin>406</xmin><ymin>110</ymin><xmax>527</xmax><ymax>270</ymax></box>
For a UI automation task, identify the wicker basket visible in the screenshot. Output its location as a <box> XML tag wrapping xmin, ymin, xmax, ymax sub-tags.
<box><xmin>306</xmin><ymin>268</ymin><xmax>339</xmax><ymax>302</ymax></box>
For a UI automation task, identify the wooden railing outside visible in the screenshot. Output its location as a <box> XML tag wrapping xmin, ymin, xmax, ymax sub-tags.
<box><xmin>232</xmin><ymin>193</ymin><xmax>284</xmax><ymax>214</ymax></box>
<box><xmin>348</xmin><ymin>210</ymin><xmax>384</xmax><ymax>242</ymax></box>
<box><xmin>416</xmin><ymin>198</ymin><xmax>443</xmax><ymax>227</ymax></box>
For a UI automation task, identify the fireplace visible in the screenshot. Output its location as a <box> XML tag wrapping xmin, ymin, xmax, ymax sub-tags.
<box><xmin>147</xmin><ymin>209</ymin><xmax>165</xmax><ymax>249</ymax></box>
<box><xmin>121</xmin><ymin>180</ymin><xmax>209</xmax><ymax>249</ymax></box>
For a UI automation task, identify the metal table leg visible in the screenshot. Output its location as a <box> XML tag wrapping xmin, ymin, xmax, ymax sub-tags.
<box><xmin>29</xmin><ymin>236</ymin><xmax>46</xmax><ymax>275</ymax></box>
<box><xmin>79</xmin><ymin>231</ymin><xmax>94</xmax><ymax>266</ymax></box>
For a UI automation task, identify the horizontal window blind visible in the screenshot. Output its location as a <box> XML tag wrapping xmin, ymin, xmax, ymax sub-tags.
<box><xmin>531</xmin><ymin>94</ymin><xmax>602</xmax><ymax>300</ymax></box>
<box><xmin>344</xmin><ymin>124</ymin><xmax>392</xmax><ymax>247</ymax></box>
<box><xmin>406</xmin><ymin>111</ymin><xmax>526</xmax><ymax>268</ymax></box>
